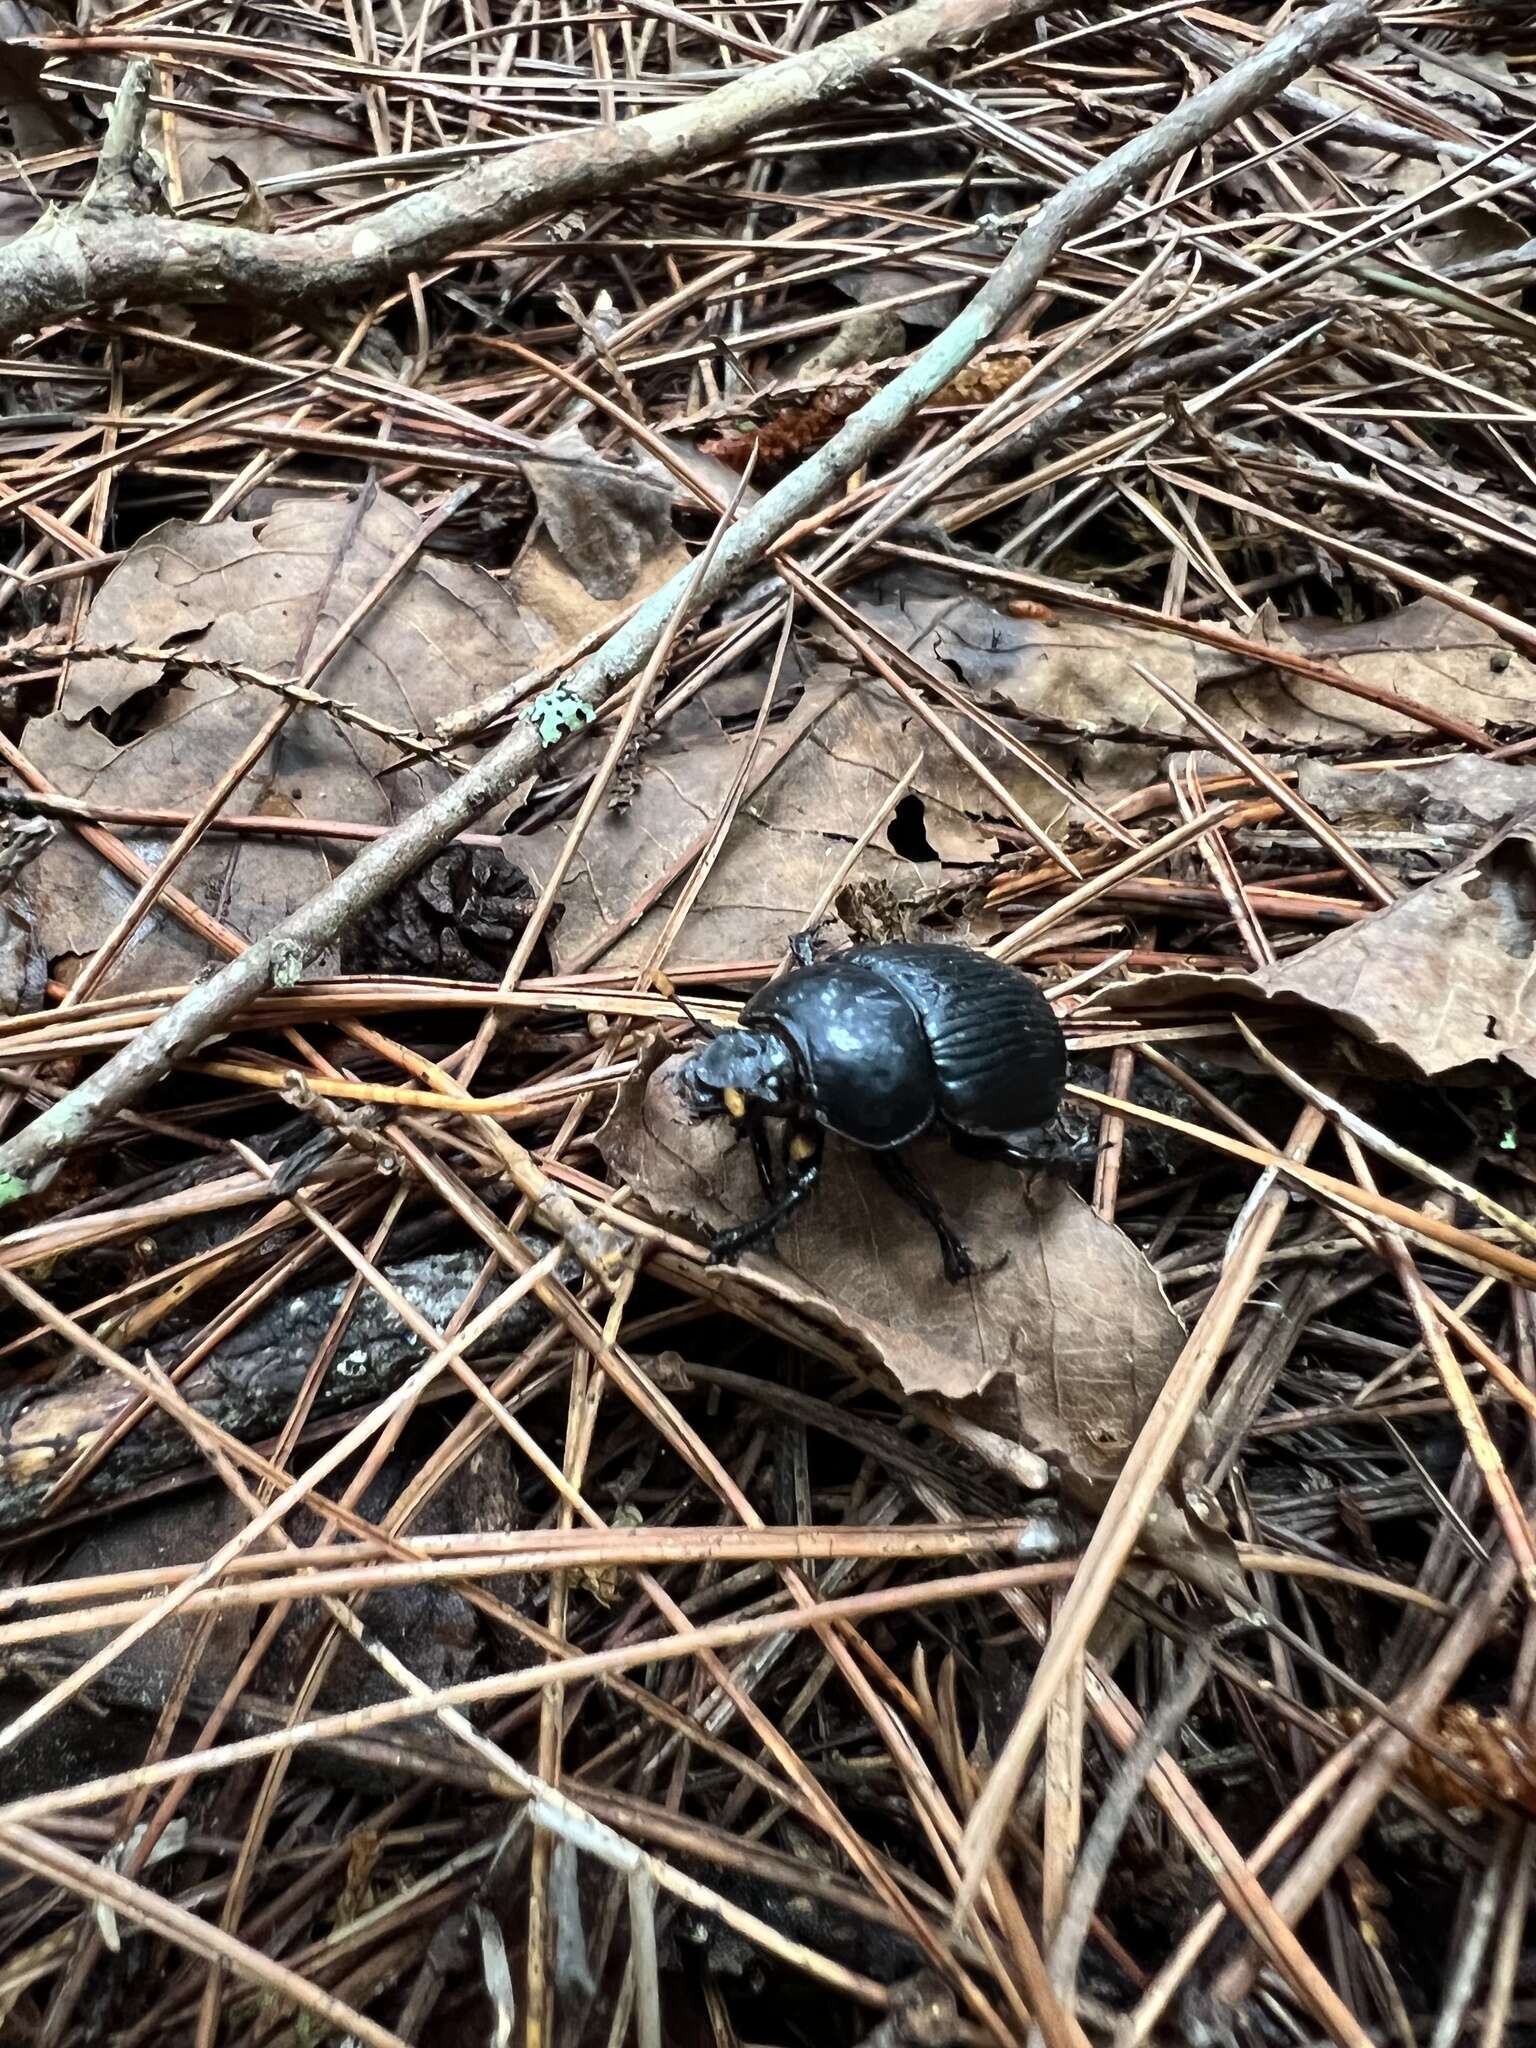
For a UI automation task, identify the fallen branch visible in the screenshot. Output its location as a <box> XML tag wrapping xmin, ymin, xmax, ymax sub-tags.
<box><xmin>0</xmin><ymin>0</ymin><xmax>1377</xmax><ymax>1203</ymax></box>
<box><xmin>0</xmin><ymin>1249</ymin><xmax>559</xmax><ymax>1533</ymax></box>
<box><xmin>0</xmin><ymin>0</ymin><xmax>1042</xmax><ymax>341</ymax></box>
<box><xmin>1166</xmin><ymin>16</ymin><xmax>1536</xmax><ymax>194</ymax></box>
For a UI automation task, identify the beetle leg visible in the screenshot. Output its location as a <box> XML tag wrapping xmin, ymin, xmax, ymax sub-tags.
<box><xmin>786</xmin><ymin>919</ymin><xmax>834</xmax><ymax>969</ymax></box>
<box><xmin>748</xmin><ymin>1113</ymin><xmax>777</xmax><ymax>1200</ymax></box>
<box><xmin>871</xmin><ymin>1149</ymin><xmax>977</xmax><ymax>1285</ymax></box>
<box><xmin>707</xmin><ymin>1123</ymin><xmax>822</xmax><ymax>1266</ymax></box>
<box><xmin>720</xmin><ymin>1094</ymin><xmax>777</xmax><ymax>1198</ymax></box>
<box><xmin>952</xmin><ymin>1130</ymin><xmax>1034</xmax><ymax>1171</ymax></box>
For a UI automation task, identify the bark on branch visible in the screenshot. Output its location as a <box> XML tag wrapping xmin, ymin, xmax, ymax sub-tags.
<box><xmin>0</xmin><ymin>0</ymin><xmax>1377</xmax><ymax>1204</ymax></box>
<box><xmin>0</xmin><ymin>0</ymin><xmax>1041</xmax><ymax>340</ymax></box>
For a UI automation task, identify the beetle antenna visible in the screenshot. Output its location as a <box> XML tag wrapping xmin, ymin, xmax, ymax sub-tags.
<box><xmin>654</xmin><ymin>968</ymin><xmax>720</xmax><ymax>1040</ymax></box>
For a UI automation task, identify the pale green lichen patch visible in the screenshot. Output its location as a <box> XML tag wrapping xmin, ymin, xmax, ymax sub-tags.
<box><xmin>271</xmin><ymin>937</ymin><xmax>307</xmax><ymax>988</ymax></box>
<box><xmin>520</xmin><ymin>683</ymin><xmax>597</xmax><ymax>746</ymax></box>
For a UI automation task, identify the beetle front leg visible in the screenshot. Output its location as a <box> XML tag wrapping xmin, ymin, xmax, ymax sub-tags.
<box><xmin>747</xmin><ymin>1113</ymin><xmax>778</xmax><ymax>1200</ymax></box>
<box><xmin>786</xmin><ymin>919</ymin><xmax>836</xmax><ymax>969</ymax></box>
<box><xmin>707</xmin><ymin>1123</ymin><xmax>823</xmax><ymax>1266</ymax></box>
<box><xmin>719</xmin><ymin>1090</ymin><xmax>777</xmax><ymax>1200</ymax></box>
<box><xmin>871</xmin><ymin>1149</ymin><xmax>977</xmax><ymax>1285</ymax></box>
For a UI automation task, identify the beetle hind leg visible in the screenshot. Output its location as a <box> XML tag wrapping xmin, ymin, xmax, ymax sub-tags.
<box><xmin>871</xmin><ymin>1149</ymin><xmax>977</xmax><ymax>1285</ymax></box>
<box><xmin>951</xmin><ymin>1130</ymin><xmax>1027</xmax><ymax>1169</ymax></box>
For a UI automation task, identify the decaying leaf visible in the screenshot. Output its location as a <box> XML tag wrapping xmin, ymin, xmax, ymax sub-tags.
<box><xmin>1296</xmin><ymin>755</ymin><xmax>1536</xmax><ymax>860</ymax></box>
<box><xmin>18</xmin><ymin>491</ymin><xmax>546</xmax><ymax>994</ymax></box>
<box><xmin>1414</xmin><ymin>52</ymin><xmax>1514</xmax><ymax>121</ymax></box>
<box><xmin>1293</xmin><ymin>46</ymin><xmax>1459</xmax><ymax>202</ymax></box>
<box><xmin>509</xmin><ymin>526</ymin><xmax>689</xmax><ymax>657</ymax></box>
<box><xmin>844</xmin><ymin>574</ymin><xmax>1536</xmax><ymax>761</ymax></box>
<box><xmin>151</xmin><ymin>100</ymin><xmax>368</xmax><ymax>209</ymax></box>
<box><xmin>783</xmin><ymin>303</ymin><xmax>905</xmax><ymax>381</ymax></box>
<box><xmin>516</xmin><ymin>426</ymin><xmax>677</xmax><ymax>601</ymax></box>
<box><xmin>1116</xmin><ymin>813</ymin><xmax>1536</xmax><ymax>1082</ymax></box>
<box><xmin>516</xmin><ymin>671</ymin><xmax>1066</xmax><ymax>972</ymax></box>
<box><xmin>1201</xmin><ymin>594</ymin><xmax>1536</xmax><ymax>746</ymax></box>
<box><xmin>0</xmin><ymin>7</ymin><xmax>78</xmax><ymax>150</ymax></box>
<box><xmin>599</xmin><ymin>1054</ymin><xmax>1184</xmax><ymax>1480</ymax></box>
<box><xmin>836</xmin><ymin>564</ymin><xmax>1202</xmax><ymax>743</ymax></box>
<box><xmin>526</xmin><ymin>554</ymin><xmax>1469</xmax><ymax>974</ymax></box>
<box><xmin>207</xmin><ymin>152</ymin><xmax>273</xmax><ymax>232</ymax></box>
<box><xmin>50</xmin><ymin>1491</ymin><xmax>257</xmax><ymax>1713</ymax></box>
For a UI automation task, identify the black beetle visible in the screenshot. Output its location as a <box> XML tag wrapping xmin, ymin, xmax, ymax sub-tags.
<box><xmin>678</xmin><ymin>935</ymin><xmax>1066</xmax><ymax>1282</ymax></box>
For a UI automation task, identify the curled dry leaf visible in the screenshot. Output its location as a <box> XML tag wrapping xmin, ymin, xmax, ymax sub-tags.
<box><xmin>1118</xmin><ymin>812</ymin><xmax>1536</xmax><ymax>1082</ymax></box>
<box><xmin>598</xmin><ymin>1052</ymin><xmax>1184</xmax><ymax>1481</ymax></box>
<box><xmin>17</xmin><ymin>491</ymin><xmax>546</xmax><ymax>994</ymax></box>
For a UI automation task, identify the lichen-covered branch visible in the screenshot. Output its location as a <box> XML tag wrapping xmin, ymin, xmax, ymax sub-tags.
<box><xmin>0</xmin><ymin>0</ymin><xmax>1042</xmax><ymax>340</ymax></box>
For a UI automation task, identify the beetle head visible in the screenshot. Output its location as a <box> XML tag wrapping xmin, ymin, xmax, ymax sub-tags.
<box><xmin>679</xmin><ymin>1026</ymin><xmax>799</xmax><ymax>1121</ymax></box>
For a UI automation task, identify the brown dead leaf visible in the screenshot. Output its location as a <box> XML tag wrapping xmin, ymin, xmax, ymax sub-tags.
<box><xmin>839</xmin><ymin>565</ymin><xmax>1202</xmax><ymax>744</ymax></box>
<box><xmin>19</xmin><ymin>491</ymin><xmax>545</xmax><ymax>994</ymax></box>
<box><xmin>599</xmin><ymin>1054</ymin><xmax>1184</xmax><ymax>1479</ymax></box>
<box><xmin>1294</xmin><ymin>46</ymin><xmax>1444</xmax><ymax>201</ymax></box>
<box><xmin>838</xmin><ymin>570</ymin><xmax>1536</xmax><ymax>806</ymax></box>
<box><xmin>1201</xmin><ymin>594</ymin><xmax>1536</xmax><ymax>746</ymax></box>
<box><xmin>516</xmin><ymin>671</ymin><xmax>1067</xmax><ymax>971</ymax></box>
<box><xmin>1414</xmin><ymin>53</ymin><xmax>1514</xmax><ymax>122</ymax></box>
<box><xmin>516</xmin><ymin>427</ymin><xmax>677</xmax><ymax>602</ymax></box>
<box><xmin>1416</xmin><ymin>192</ymin><xmax>1528</xmax><ymax>285</ymax></box>
<box><xmin>848</xmin><ymin>573</ymin><xmax>1536</xmax><ymax>760</ymax></box>
<box><xmin>1116</xmin><ymin>814</ymin><xmax>1536</xmax><ymax>1082</ymax></box>
<box><xmin>509</xmin><ymin>529</ymin><xmax>689</xmax><ymax>657</ymax></box>
<box><xmin>153</xmin><ymin>101</ymin><xmax>368</xmax><ymax>210</ymax></box>
<box><xmin>1297</xmin><ymin>756</ymin><xmax>1536</xmax><ymax>859</ymax></box>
